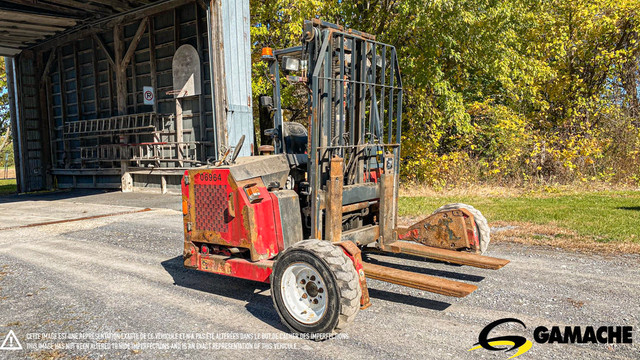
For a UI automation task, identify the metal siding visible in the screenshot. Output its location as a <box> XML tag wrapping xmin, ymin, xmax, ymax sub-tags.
<box><xmin>17</xmin><ymin>53</ymin><xmax>46</xmax><ymax>191</ymax></box>
<box><xmin>222</xmin><ymin>0</ymin><xmax>253</xmax><ymax>157</ymax></box>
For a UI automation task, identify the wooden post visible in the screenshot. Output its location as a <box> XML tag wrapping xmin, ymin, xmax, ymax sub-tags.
<box><xmin>56</xmin><ymin>46</ymin><xmax>69</xmax><ymax>169</ymax></box>
<box><xmin>37</xmin><ymin>50</ymin><xmax>53</xmax><ymax>189</ymax></box>
<box><xmin>195</xmin><ymin>3</ymin><xmax>206</xmax><ymax>151</ymax></box>
<box><xmin>148</xmin><ymin>17</ymin><xmax>158</xmax><ymax>113</ymax></box>
<box><xmin>209</xmin><ymin>0</ymin><xmax>228</xmax><ymax>156</ymax></box>
<box><xmin>175</xmin><ymin>99</ymin><xmax>184</xmax><ymax>167</ymax></box>
<box><xmin>113</xmin><ymin>23</ymin><xmax>126</xmax><ymax>115</ymax></box>
<box><xmin>114</xmin><ymin>23</ymin><xmax>129</xmax><ymax>190</ymax></box>
<box><xmin>113</xmin><ymin>18</ymin><xmax>149</xmax><ymax>191</ymax></box>
<box><xmin>91</xmin><ymin>38</ymin><xmax>100</xmax><ymax>117</ymax></box>
<box><xmin>72</xmin><ymin>41</ymin><xmax>83</xmax><ymax>120</ymax></box>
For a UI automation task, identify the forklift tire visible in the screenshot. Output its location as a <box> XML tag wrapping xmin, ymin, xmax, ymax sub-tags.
<box><xmin>432</xmin><ymin>203</ymin><xmax>491</xmax><ymax>254</ymax></box>
<box><xmin>271</xmin><ymin>239</ymin><xmax>361</xmax><ymax>338</ymax></box>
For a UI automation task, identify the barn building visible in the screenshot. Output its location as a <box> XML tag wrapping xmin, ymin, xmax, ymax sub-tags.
<box><xmin>2</xmin><ymin>0</ymin><xmax>253</xmax><ymax>193</ymax></box>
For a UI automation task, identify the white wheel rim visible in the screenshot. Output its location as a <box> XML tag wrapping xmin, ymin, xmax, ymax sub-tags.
<box><xmin>280</xmin><ymin>262</ymin><xmax>327</xmax><ymax>325</ymax></box>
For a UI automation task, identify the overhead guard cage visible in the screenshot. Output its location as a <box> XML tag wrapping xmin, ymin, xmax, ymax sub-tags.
<box><xmin>304</xmin><ymin>20</ymin><xmax>403</xmax><ymax>240</ymax></box>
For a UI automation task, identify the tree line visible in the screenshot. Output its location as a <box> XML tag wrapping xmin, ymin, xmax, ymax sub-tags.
<box><xmin>250</xmin><ymin>0</ymin><xmax>640</xmax><ymax>186</ymax></box>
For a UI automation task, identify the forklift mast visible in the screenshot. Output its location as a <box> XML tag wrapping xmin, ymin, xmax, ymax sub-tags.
<box><xmin>266</xmin><ymin>19</ymin><xmax>403</xmax><ymax>244</ymax></box>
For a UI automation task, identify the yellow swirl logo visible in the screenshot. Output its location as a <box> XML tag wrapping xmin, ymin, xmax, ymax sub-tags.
<box><xmin>468</xmin><ymin>318</ymin><xmax>532</xmax><ymax>359</ymax></box>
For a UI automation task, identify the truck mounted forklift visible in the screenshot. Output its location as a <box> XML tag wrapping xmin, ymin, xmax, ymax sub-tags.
<box><xmin>181</xmin><ymin>19</ymin><xmax>509</xmax><ymax>336</ymax></box>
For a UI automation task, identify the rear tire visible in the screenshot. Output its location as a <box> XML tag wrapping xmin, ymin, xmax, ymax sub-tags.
<box><xmin>432</xmin><ymin>203</ymin><xmax>490</xmax><ymax>253</ymax></box>
<box><xmin>271</xmin><ymin>239</ymin><xmax>361</xmax><ymax>338</ymax></box>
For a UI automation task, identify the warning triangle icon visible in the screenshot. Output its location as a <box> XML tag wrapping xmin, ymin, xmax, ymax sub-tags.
<box><xmin>0</xmin><ymin>330</ymin><xmax>22</xmax><ymax>350</ymax></box>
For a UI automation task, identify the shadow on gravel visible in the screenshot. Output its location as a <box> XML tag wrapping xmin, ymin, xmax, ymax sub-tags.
<box><xmin>161</xmin><ymin>253</ymin><xmax>454</xmax><ymax>330</ymax></box>
<box><xmin>0</xmin><ymin>189</ymin><xmax>104</xmax><ymax>203</ymax></box>
<box><xmin>0</xmin><ymin>189</ymin><xmax>181</xmax><ymax>211</ymax></box>
<box><xmin>367</xmin><ymin>288</ymin><xmax>451</xmax><ymax>311</ymax></box>
<box><xmin>161</xmin><ymin>256</ymin><xmax>288</xmax><ymax>332</ymax></box>
<box><xmin>362</xmin><ymin>252</ymin><xmax>485</xmax><ymax>283</ymax></box>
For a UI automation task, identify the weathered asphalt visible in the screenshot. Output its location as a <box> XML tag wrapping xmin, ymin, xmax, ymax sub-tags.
<box><xmin>0</xmin><ymin>190</ymin><xmax>637</xmax><ymax>359</ymax></box>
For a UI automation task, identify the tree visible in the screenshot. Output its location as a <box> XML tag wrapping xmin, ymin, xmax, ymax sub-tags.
<box><xmin>0</xmin><ymin>57</ymin><xmax>12</xmax><ymax>164</ymax></box>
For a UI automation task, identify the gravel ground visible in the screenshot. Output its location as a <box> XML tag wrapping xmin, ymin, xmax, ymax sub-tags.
<box><xmin>0</xmin><ymin>190</ymin><xmax>637</xmax><ymax>359</ymax></box>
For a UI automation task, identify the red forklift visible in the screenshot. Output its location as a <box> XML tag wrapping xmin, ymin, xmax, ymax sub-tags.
<box><xmin>181</xmin><ymin>19</ymin><xmax>509</xmax><ymax>336</ymax></box>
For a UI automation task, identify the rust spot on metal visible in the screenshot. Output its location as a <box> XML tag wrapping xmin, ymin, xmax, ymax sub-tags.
<box><xmin>0</xmin><ymin>208</ymin><xmax>152</xmax><ymax>231</ymax></box>
<box><xmin>396</xmin><ymin>208</ymin><xmax>476</xmax><ymax>251</ymax></box>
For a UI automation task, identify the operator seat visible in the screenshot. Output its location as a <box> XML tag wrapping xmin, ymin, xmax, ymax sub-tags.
<box><xmin>283</xmin><ymin>122</ymin><xmax>308</xmax><ymax>154</ymax></box>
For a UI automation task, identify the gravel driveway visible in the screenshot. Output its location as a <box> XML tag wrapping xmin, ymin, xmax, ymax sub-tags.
<box><xmin>0</xmin><ymin>190</ymin><xmax>637</xmax><ymax>359</ymax></box>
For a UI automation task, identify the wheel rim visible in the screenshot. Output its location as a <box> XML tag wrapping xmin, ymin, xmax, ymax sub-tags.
<box><xmin>280</xmin><ymin>262</ymin><xmax>327</xmax><ymax>325</ymax></box>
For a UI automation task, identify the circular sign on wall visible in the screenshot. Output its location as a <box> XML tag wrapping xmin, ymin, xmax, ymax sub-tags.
<box><xmin>143</xmin><ymin>86</ymin><xmax>155</xmax><ymax>105</ymax></box>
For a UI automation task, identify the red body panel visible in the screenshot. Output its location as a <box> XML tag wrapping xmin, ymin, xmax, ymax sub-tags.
<box><xmin>182</xmin><ymin>167</ymin><xmax>282</xmax><ymax>281</ymax></box>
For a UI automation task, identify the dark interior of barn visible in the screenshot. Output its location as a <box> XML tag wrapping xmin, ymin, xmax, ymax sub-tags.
<box><xmin>2</xmin><ymin>0</ymin><xmax>252</xmax><ymax>193</ymax></box>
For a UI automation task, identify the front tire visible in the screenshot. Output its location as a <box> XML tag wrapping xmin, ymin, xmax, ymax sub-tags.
<box><xmin>271</xmin><ymin>239</ymin><xmax>360</xmax><ymax>337</ymax></box>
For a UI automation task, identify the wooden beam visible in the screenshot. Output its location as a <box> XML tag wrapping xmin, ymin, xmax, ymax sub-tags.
<box><xmin>0</xmin><ymin>28</ymin><xmax>56</xmax><ymax>38</ymax></box>
<box><xmin>0</xmin><ymin>39</ymin><xmax>30</xmax><ymax>47</ymax></box>
<box><xmin>195</xmin><ymin>3</ymin><xmax>205</xmax><ymax>144</ymax></box>
<box><xmin>148</xmin><ymin>16</ymin><xmax>157</xmax><ymax>113</ymax></box>
<box><xmin>83</xmin><ymin>0</ymin><xmax>133</xmax><ymax>12</ymax></box>
<box><xmin>31</xmin><ymin>0</ymin><xmax>194</xmax><ymax>53</ymax></box>
<box><xmin>113</xmin><ymin>23</ymin><xmax>127</xmax><ymax>115</ymax></box>
<box><xmin>0</xmin><ymin>34</ymin><xmax>46</xmax><ymax>43</ymax></box>
<box><xmin>72</xmin><ymin>40</ymin><xmax>83</xmax><ymax>119</ymax></box>
<box><xmin>131</xmin><ymin>41</ymin><xmax>138</xmax><ymax>113</ymax></box>
<box><xmin>35</xmin><ymin>50</ymin><xmax>53</xmax><ymax>188</ymax></box>
<box><xmin>173</xmin><ymin>8</ymin><xmax>179</xmax><ymax>50</ymax></box>
<box><xmin>91</xmin><ymin>36</ymin><xmax>100</xmax><ymax>116</ymax></box>
<box><xmin>56</xmin><ymin>45</ymin><xmax>70</xmax><ymax>168</ymax></box>
<box><xmin>209</xmin><ymin>0</ymin><xmax>228</xmax><ymax>152</ymax></box>
<box><xmin>41</xmin><ymin>0</ymin><xmax>111</xmax><ymax>14</ymax></box>
<box><xmin>0</xmin><ymin>20</ymin><xmax>66</xmax><ymax>32</ymax></box>
<box><xmin>121</xmin><ymin>17</ymin><xmax>147</xmax><ymax>69</ymax></box>
<box><xmin>1</xmin><ymin>0</ymin><xmax>86</xmax><ymax>17</ymax></box>
<box><xmin>107</xmin><ymin>0</ymin><xmax>193</xmax><ymax>28</ymax></box>
<box><xmin>40</xmin><ymin>49</ymin><xmax>56</xmax><ymax>85</ymax></box>
<box><xmin>0</xmin><ymin>10</ymin><xmax>77</xmax><ymax>27</ymax></box>
<box><xmin>91</xmin><ymin>33</ymin><xmax>115</xmax><ymax>67</ymax></box>
<box><xmin>0</xmin><ymin>45</ymin><xmax>21</xmax><ymax>56</ymax></box>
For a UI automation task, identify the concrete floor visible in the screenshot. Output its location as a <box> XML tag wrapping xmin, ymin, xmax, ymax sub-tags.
<box><xmin>0</xmin><ymin>190</ymin><xmax>637</xmax><ymax>359</ymax></box>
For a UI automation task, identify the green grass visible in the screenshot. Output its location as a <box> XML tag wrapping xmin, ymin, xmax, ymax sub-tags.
<box><xmin>0</xmin><ymin>179</ymin><xmax>17</xmax><ymax>195</ymax></box>
<box><xmin>399</xmin><ymin>191</ymin><xmax>640</xmax><ymax>244</ymax></box>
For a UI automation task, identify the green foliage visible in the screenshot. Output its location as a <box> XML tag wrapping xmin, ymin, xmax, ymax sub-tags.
<box><xmin>250</xmin><ymin>0</ymin><xmax>640</xmax><ymax>186</ymax></box>
<box><xmin>0</xmin><ymin>57</ymin><xmax>9</xmax><ymax>132</ymax></box>
<box><xmin>0</xmin><ymin>179</ymin><xmax>16</xmax><ymax>195</ymax></box>
<box><xmin>0</xmin><ymin>57</ymin><xmax>13</xmax><ymax>167</ymax></box>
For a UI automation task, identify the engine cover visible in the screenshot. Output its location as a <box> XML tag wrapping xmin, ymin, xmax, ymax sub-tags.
<box><xmin>181</xmin><ymin>155</ymin><xmax>293</xmax><ymax>266</ymax></box>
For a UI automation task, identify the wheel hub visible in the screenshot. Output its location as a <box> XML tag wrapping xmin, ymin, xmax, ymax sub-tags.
<box><xmin>305</xmin><ymin>281</ymin><xmax>319</xmax><ymax>297</ymax></box>
<box><xmin>280</xmin><ymin>263</ymin><xmax>327</xmax><ymax>324</ymax></box>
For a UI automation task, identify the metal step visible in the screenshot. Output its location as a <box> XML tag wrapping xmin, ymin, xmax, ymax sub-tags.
<box><xmin>363</xmin><ymin>262</ymin><xmax>477</xmax><ymax>297</ymax></box>
<box><xmin>385</xmin><ymin>241</ymin><xmax>510</xmax><ymax>270</ymax></box>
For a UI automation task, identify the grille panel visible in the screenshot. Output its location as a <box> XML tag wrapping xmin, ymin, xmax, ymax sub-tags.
<box><xmin>194</xmin><ymin>184</ymin><xmax>227</xmax><ymax>232</ymax></box>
